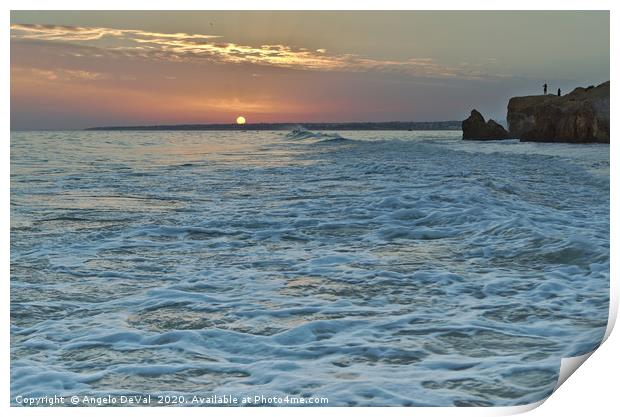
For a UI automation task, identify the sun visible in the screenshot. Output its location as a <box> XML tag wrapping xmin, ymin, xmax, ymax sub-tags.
<box><xmin>236</xmin><ymin>116</ymin><xmax>246</xmax><ymax>125</ymax></box>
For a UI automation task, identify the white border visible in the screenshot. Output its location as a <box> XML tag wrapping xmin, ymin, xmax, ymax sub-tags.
<box><xmin>3</xmin><ymin>2</ymin><xmax>617</xmax><ymax>416</ymax></box>
<box><xmin>1</xmin><ymin>1</ymin><xmax>617</xmax><ymax>10</ymax></box>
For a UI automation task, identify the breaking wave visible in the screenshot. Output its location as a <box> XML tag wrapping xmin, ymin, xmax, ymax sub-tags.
<box><xmin>285</xmin><ymin>127</ymin><xmax>348</xmax><ymax>142</ymax></box>
<box><xmin>10</xmin><ymin>130</ymin><xmax>609</xmax><ymax>406</ymax></box>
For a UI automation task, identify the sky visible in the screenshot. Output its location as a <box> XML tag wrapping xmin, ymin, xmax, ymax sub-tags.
<box><xmin>10</xmin><ymin>11</ymin><xmax>610</xmax><ymax>130</ymax></box>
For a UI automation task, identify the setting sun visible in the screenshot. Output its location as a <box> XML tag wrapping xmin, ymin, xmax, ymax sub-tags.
<box><xmin>236</xmin><ymin>116</ymin><xmax>246</xmax><ymax>125</ymax></box>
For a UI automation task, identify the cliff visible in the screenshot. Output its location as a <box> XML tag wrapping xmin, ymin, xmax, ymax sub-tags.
<box><xmin>507</xmin><ymin>81</ymin><xmax>609</xmax><ymax>143</ymax></box>
<box><xmin>462</xmin><ymin>109</ymin><xmax>511</xmax><ymax>140</ymax></box>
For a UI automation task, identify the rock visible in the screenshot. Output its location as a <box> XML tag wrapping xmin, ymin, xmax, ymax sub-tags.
<box><xmin>462</xmin><ymin>109</ymin><xmax>511</xmax><ymax>140</ymax></box>
<box><xmin>507</xmin><ymin>81</ymin><xmax>609</xmax><ymax>143</ymax></box>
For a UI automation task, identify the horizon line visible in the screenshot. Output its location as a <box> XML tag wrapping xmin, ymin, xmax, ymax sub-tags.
<box><xmin>83</xmin><ymin>120</ymin><xmax>464</xmax><ymax>131</ymax></box>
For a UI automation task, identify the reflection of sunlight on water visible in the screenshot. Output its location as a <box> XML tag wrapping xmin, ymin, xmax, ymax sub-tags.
<box><xmin>123</xmin><ymin>132</ymin><xmax>314</xmax><ymax>168</ymax></box>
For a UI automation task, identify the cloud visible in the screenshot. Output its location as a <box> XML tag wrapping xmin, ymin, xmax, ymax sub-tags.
<box><xmin>10</xmin><ymin>24</ymin><xmax>122</xmax><ymax>41</ymax></box>
<box><xmin>11</xmin><ymin>23</ymin><xmax>506</xmax><ymax>79</ymax></box>
<box><xmin>10</xmin><ymin>23</ymin><xmax>220</xmax><ymax>43</ymax></box>
<box><xmin>12</xmin><ymin>66</ymin><xmax>108</xmax><ymax>81</ymax></box>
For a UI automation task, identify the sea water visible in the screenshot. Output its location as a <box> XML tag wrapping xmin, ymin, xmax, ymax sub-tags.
<box><xmin>10</xmin><ymin>130</ymin><xmax>610</xmax><ymax>406</ymax></box>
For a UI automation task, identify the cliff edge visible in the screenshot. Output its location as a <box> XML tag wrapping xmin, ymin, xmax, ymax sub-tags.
<box><xmin>507</xmin><ymin>81</ymin><xmax>609</xmax><ymax>143</ymax></box>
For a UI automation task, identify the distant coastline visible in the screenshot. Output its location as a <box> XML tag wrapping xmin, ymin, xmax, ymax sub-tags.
<box><xmin>85</xmin><ymin>121</ymin><xmax>461</xmax><ymax>131</ymax></box>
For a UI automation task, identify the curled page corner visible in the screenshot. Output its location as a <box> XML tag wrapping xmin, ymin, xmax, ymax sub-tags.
<box><xmin>494</xmin><ymin>351</ymin><xmax>598</xmax><ymax>416</ymax></box>
<box><xmin>602</xmin><ymin>279</ymin><xmax>618</xmax><ymax>343</ymax></box>
<box><xmin>555</xmin><ymin>351</ymin><xmax>594</xmax><ymax>391</ymax></box>
<box><xmin>553</xmin><ymin>291</ymin><xmax>617</xmax><ymax>393</ymax></box>
<box><xmin>499</xmin><ymin>399</ymin><xmax>546</xmax><ymax>415</ymax></box>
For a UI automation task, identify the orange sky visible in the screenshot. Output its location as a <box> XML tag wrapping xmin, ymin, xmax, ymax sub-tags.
<box><xmin>10</xmin><ymin>11</ymin><xmax>610</xmax><ymax>129</ymax></box>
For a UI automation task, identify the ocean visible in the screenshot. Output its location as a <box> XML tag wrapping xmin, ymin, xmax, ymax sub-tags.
<box><xmin>10</xmin><ymin>129</ymin><xmax>610</xmax><ymax>406</ymax></box>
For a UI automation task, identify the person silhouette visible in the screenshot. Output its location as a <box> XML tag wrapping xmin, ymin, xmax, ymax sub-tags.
<box><xmin>557</xmin><ymin>88</ymin><xmax>561</xmax><ymax>96</ymax></box>
<box><xmin>543</xmin><ymin>83</ymin><xmax>548</xmax><ymax>95</ymax></box>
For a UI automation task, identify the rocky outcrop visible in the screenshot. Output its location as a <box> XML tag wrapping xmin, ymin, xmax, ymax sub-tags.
<box><xmin>462</xmin><ymin>109</ymin><xmax>511</xmax><ymax>140</ymax></box>
<box><xmin>507</xmin><ymin>81</ymin><xmax>609</xmax><ymax>143</ymax></box>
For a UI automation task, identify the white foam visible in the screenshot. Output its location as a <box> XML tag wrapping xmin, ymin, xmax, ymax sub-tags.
<box><xmin>10</xmin><ymin>130</ymin><xmax>609</xmax><ymax>406</ymax></box>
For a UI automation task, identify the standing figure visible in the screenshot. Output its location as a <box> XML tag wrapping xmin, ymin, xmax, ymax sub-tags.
<box><xmin>543</xmin><ymin>83</ymin><xmax>548</xmax><ymax>95</ymax></box>
<box><xmin>557</xmin><ymin>88</ymin><xmax>561</xmax><ymax>96</ymax></box>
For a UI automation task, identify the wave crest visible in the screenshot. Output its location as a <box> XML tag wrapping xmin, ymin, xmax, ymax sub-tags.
<box><xmin>285</xmin><ymin>127</ymin><xmax>346</xmax><ymax>141</ymax></box>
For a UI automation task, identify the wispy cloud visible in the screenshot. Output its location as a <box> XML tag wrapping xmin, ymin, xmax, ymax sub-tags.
<box><xmin>10</xmin><ymin>23</ymin><xmax>220</xmax><ymax>43</ymax></box>
<box><xmin>12</xmin><ymin>66</ymin><xmax>108</xmax><ymax>81</ymax></box>
<box><xmin>11</xmin><ymin>23</ymin><xmax>505</xmax><ymax>79</ymax></box>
